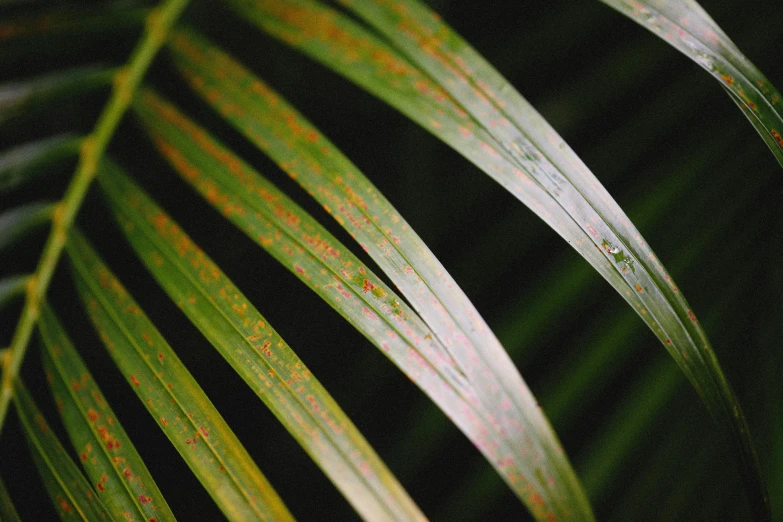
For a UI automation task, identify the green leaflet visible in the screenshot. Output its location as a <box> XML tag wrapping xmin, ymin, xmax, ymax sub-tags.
<box><xmin>0</xmin><ymin>0</ymin><xmax>191</xmax><ymax>437</ymax></box>
<box><xmin>0</xmin><ymin>474</ymin><xmax>21</xmax><ymax>522</ymax></box>
<box><xmin>0</xmin><ymin>275</ymin><xmax>28</xmax><ymax>311</ymax></box>
<box><xmin>167</xmin><ymin>27</ymin><xmax>593</xmax><ymax>521</ymax></box>
<box><xmin>393</xmin><ymin>132</ymin><xmax>760</xmax><ymax>487</ymax></box>
<box><xmin>96</xmin><ymin>160</ymin><xmax>425</xmax><ymax>522</ymax></box>
<box><xmin>131</xmin><ymin>86</ymin><xmax>592</xmax><ymax>520</ymax></box>
<box><xmin>67</xmin><ymin>229</ymin><xmax>293</xmax><ymax>522</ymax></box>
<box><xmin>13</xmin><ymin>379</ymin><xmax>111</xmax><ymax>521</ymax></box>
<box><xmin>0</xmin><ymin>135</ymin><xmax>81</xmax><ymax>193</ymax></box>
<box><xmin>0</xmin><ymin>67</ymin><xmax>115</xmax><ymax>126</ymax></box>
<box><xmin>599</xmin><ymin>0</ymin><xmax>783</xmax><ymax>168</ymax></box>
<box><xmin>440</xmin><ymin>206</ymin><xmax>768</xmax><ymax>520</ymax></box>
<box><xmin>0</xmin><ymin>6</ymin><xmax>147</xmax><ymax>68</ymax></box>
<box><xmin>0</xmin><ymin>203</ymin><xmax>54</xmax><ymax>253</ymax></box>
<box><xmin>38</xmin><ymin>303</ymin><xmax>176</xmax><ymax>522</ymax></box>
<box><xmin>227</xmin><ymin>0</ymin><xmax>768</xmax><ymax>517</ymax></box>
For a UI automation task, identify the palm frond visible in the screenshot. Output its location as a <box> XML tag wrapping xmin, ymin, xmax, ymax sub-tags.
<box><xmin>0</xmin><ymin>0</ymin><xmax>779</xmax><ymax>520</ymax></box>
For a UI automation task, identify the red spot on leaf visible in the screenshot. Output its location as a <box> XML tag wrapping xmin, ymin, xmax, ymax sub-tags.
<box><xmin>130</xmin><ymin>375</ymin><xmax>140</xmax><ymax>387</ymax></box>
<box><xmin>58</xmin><ymin>497</ymin><xmax>72</xmax><ymax>512</ymax></box>
<box><xmin>362</xmin><ymin>279</ymin><xmax>375</xmax><ymax>293</ymax></box>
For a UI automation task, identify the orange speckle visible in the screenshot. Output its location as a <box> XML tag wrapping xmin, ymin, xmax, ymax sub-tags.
<box><xmin>130</xmin><ymin>375</ymin><xmax>140</xmax><ymax>387</ymax></box>
<box><xmin>771</xmin><ymin>129</ymin><xmax>783</xmax><ymax>148</ymax></box>
<box><xmin>362</xmin><ymin>279</ymin><xmax>375</xmax><ymax>293</ymax></box>
<box><xmin>58</xmin><ymin>497</ymin><xmax>72</xmax><ymax>512</ymax></box>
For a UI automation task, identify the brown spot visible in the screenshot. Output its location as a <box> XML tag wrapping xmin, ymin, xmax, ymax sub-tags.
<box><xmin>58</xmin><ymin>497</ymin><xmax>72</xmax><ymax>512</ymax></box>
<box><xmin>362</xmin><ymin>279</ymin><xmax>375</xmax><ymax>293</ymax></box>
<box><xmin>772</xmin><ymin>129</ymin><xmax>783</xmax><ymax>148</ymax></box>
<box><xmin>130</xmin><ymin>375</ymin><xmax>140</xmax><ymax>387</ymax></box>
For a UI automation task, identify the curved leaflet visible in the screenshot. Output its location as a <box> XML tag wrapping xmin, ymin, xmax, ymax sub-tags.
<box><xmin>38</xmin><ymin>303</ymin><xmax>176</xmax><ymax>522</ymax></box>
<box><xmin>96</xmin><ymin>160</ymin><xmax>425</xmax><ymax>522</ymax></box>
<box><xmin>167</xmin><ymin>27</ymin><xmax>593</xmax><ymax>521</ymax></box>
<box><xmin>228</xmin><ymin>0</ymin><xmax>769</xmax><ymax>517</ymax></box>
<box><xmin>67</xmin><ymin>229</ymin><xmax>293</xmax><ymax>522</ymax></box>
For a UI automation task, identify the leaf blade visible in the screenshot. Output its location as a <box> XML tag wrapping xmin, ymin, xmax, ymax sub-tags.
<box><xmin>13</xmin><ymin>379</ymin><xmax>112</xmax><ymax>521</ymax></box>
<box><xmin>0</xmin><ymin>135</ymin><xmax>81</xmax><ymax>193</ymax></box>
<box><xmin>229</xmin><ymin>0</ymin><xmax>768</xmax><ymax>517</ymax></box>
<box><xmin>0</xmin><ymin>473</ymin><xmax>22</xmax><ymax>522</ymax></box>
<box><xmin>0</xmin><ymin>66</ymin><xmax>115</xmax><ymax>125</ymax></box>
<box><xmin>66</xmin><ymin>229</ymin><xmax>293</xmax><ymax>522</ymax></box>
<box><xmin>38</xmin><ymin>303</ymin><xmax>176</xmax><ymax>522</ymax></box>
<box><xmin>96</xmin><ymin>160</ymin><xmax>425</xmax><ymax>522</ymax></box>
<box><xmin>0</xmin><ymin>202</ymin><xmax>54</xmax><ymax>253</ymax></box>
<box><xmin>0</xmin><ymin>275</ymin><xmax>28</xmax><ymax>311</ymax></box>
<box><xmin>132</xmin><ymin>86</ymin><xmax>601</xmax><ymax>521</ymax></box>
<box><xmin>167</xmin><ymin>26</ymin><xmax>593</xmax><ymax>521</ymax></box>
<box><xmin>599</xmin><ymin>0</ymin><xmax>783</xmax><ymax>168</ymax></box>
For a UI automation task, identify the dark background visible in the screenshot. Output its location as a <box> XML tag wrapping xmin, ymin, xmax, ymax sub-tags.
<box><xmin>1</xmin><ymin>0</ymin><xmax>781</xmax><ymax>520</ymax></box>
